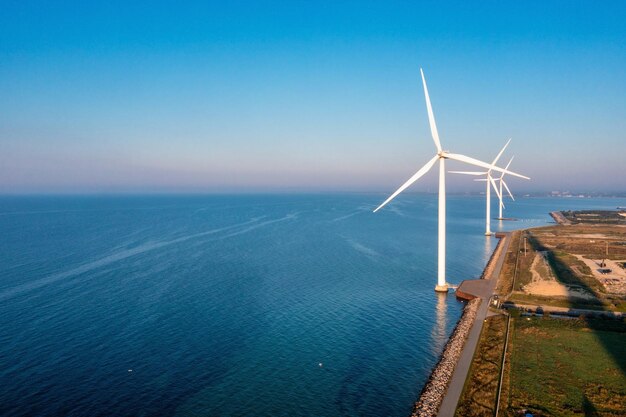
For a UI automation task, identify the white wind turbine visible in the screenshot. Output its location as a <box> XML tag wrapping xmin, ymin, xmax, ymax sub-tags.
<box><xmin>474</xmin><ymin>156</ymin><xmax>517</xmax><ymax>220</ymax></box>
<box><xmin>373</xmin><ymin>69</ymin><xmax>528</xmax><ymax>292</ymax></box>
<box><xmin>449</xmin><ymin>140</ymin><xmax>528</xmax><ymax>235</ymax></box>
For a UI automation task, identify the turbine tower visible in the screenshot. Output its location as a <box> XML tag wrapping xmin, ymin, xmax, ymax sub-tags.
<box><xmin>449</xmin><ymin>140</ymin><xmax>528</xmax><ymax>235</ymax></box>
<box><xmin>373</xmin><ymin>69</ymin><xmax>527</xmax><ymax>292</ymax></box>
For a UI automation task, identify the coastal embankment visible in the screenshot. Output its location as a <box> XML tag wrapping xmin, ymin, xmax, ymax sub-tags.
<box><xmin>549</xmin><ymin>210</ymin><xmax>571</xmax><ymax>225</ymax></box>
<box><xmin>411</xmin><ymin>297</ymin><xmax>481</xmax><ymax>417</ymax></box>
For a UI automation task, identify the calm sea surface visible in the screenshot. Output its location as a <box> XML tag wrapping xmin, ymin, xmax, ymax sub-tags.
<box><xmin>1</xmin><ymin>194</ymin><xmax>624</xmax><ymax>416</ymax></box>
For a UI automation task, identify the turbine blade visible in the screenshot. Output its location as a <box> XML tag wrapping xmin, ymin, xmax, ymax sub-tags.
<box><xmin>474</xmin><ymin>179</ymin><xmax>488</xmax><ymax>182</ymax></box>
<box><xmin>373</xmin><ymin>155</ymin><xmax>439</xmax><ymax>212</ymax></box>
<box><xmin>489</xmin><ymin>175</ymin><xmax>502</xmax><ymax>201</ymax></box>
<box><xmin>420</xmin><ymin>69</ymin><xmax>442</xmax><ymax>153</ymax></box>
<box><xmin>502</xmin><ymin>180</ymin><xmax>515</xmax><ymax>201</ymax></box>
<box><xmin>448</xmin><ymin>171</ymin><xmax>487</xmax><ymax>175</ymax></box>
<box><xmin>500</xmin><ymin>156</ymin><xmax>514</xmax><ymax>180</ymax></box>
<box><xmin>490</xmin><ymin>138</ymin><xmax>511</xmax><ymax>169</ymax></box>
<box><xmin>445</xmin><ymin>153</ymin><xmax>530</xmax><ymax>180</ymax></box>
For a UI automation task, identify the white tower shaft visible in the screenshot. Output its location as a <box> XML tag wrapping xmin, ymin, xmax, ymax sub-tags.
<box><xmin>499</xmin><ymin>180</ymin><xmax>504</xmax><ymax>219</ymax></box>
<box><xmin>437</xmin><ymin>158</ymin><xmax>447</xmax><ymax>289</ymax></box>
<box><xmin>485</xmin><ymin>174</ymin><xmax>492</xmax><ymax>235</ymax></box>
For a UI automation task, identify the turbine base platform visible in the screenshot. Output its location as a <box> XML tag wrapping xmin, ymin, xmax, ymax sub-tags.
<box><xmin>434</xmin><ymin>284</ymin><xmax>449</xmax><ymax>293</ymax></box>
<box><xmin>484</xmin><ymin>231</ymin><xmax>493</xmax><ymax>236</ymax></box>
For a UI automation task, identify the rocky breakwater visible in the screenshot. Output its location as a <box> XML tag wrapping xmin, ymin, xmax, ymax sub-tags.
<box><xmin>411</xmin><ymin>298</ymin><xmax>481</xmax><ymax>417</ymax></box>
<box><xmin>550</xmin><ymin>211</ymin><xmax>571</xmax><ymax>225</ymax></box>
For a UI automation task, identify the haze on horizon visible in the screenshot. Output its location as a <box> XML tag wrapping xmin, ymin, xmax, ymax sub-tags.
<box><xmin>1</xmin><ymin>1</ymin><xmax>625</xmax><ymax>194</ymax></box>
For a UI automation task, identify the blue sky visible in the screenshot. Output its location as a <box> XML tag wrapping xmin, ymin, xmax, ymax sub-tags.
<box><xmin>1</xmin><ymin>1</ymin><xmax>625</xmax><ymax>193</ymax></box>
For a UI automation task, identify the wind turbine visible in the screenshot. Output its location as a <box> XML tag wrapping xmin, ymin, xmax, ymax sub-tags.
<box><xmin>496</xmin><ymin>157</ymin><xmax>516</xmax><ymax>219</ymax></box>
<box><xmin>484</xmin><ymin>156</ymin><xmax>516</xmax><ymax>219</ymax></box>
<box><xmin>449</xmin><ymin>140</ymin><xmax>528</xmax><ymax>235</ymax></box>
<box><xmin>373</xmin><ymin>69</ymin><xmax>528</xmax><ymax>292</ymax></box>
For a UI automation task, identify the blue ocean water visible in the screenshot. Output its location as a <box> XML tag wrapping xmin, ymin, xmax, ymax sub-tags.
<box><xmin>0</xmin><ymin>194</ymin><xmax>624</xmax><ymax>417</ymax></box>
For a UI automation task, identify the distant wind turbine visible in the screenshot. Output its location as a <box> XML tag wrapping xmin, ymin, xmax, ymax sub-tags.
<box><xmin>473</xmin><ymin>156</ymin><xmax>517</xmax><ymax>220</ymax></box>
<box><xmin>373</xmin><ymin>69</ymin><xmax>528</xmax><ymax>292</ymax></box>
<box><xmin>449</xmin><ymin>140</ymin><xmax>528</xmax><ymax>235</ymax></box>
<box><xmin>496</xmin><ymin>157</ymin><xmax>516</xmax><ymax>219</ymax></box>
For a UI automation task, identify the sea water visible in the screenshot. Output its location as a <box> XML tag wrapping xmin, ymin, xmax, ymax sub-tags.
<box><xmin>1</xmin><ymin>194</ymin><xmax>624</xmax><ymax>416</ymax></box>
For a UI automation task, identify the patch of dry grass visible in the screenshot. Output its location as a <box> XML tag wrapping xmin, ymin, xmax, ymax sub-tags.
<box><xmin>455</xmin><ymin>314</ymin><xmax>508</xmax><ymax>417</ymax></box>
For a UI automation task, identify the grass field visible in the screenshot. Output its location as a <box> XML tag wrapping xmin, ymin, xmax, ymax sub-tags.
<box><xmin>503</xmin><ymin>316</ymin><xmax>626</xmax><ymax>417</ymax></box>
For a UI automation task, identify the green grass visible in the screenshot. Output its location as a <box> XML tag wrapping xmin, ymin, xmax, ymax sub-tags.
<box><xmin>504</xmin><ymin>317</ymin><xmax>626</xmax><ymax>416</ymax></box>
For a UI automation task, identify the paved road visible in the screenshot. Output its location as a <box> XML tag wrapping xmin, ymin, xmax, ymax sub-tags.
<box><xmin>437</xmin><ymin>233</ymin><xmax>512</xmax><ymax>417</ymax></box>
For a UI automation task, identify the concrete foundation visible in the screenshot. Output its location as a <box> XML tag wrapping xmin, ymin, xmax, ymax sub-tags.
<box><xmin>435</xmin><ymin>284</ymin><xmax>449</xmax><ymax>293</ymax></box>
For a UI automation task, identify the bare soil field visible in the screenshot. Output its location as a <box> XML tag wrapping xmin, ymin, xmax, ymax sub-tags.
<box><xmin>574</xmin><ymin>256</ymin><xmax>626</xmax><ymax>295</ymax></box>
<box><xmin>504</xmin><ymin>223</ymin><xmax>626</xmax><ymax>312</ymax></box>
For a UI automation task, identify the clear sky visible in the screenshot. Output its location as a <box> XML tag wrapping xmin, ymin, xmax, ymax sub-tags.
<box><xmin>1</xmin><ymin>1</ymin><xmax>625</xmax><ymax>193</ymax></box>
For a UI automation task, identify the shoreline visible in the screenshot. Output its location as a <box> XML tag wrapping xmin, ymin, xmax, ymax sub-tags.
<box><xmin>411</xmin><ymin>233</ymin><xmax>511</xmax><ymax>417</ymax></box>
<box><xmin>411</xmin><ymin>298</ymin><xmax>481</xmax><ymax>416</ymax></box>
